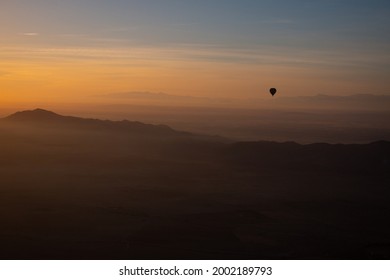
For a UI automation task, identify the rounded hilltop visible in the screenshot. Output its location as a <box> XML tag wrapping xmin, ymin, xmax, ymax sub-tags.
<box><xmin>5</xmin><ymin>108</ymin><xmax>61</xmax><ymax>121</ymax></box>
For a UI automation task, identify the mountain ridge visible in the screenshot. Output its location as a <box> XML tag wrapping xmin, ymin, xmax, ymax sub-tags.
<box><xmin>3</xmin><ymin>108</ymin><xmax>181</xmax><ymax>135</ymax></box>
<box><xmin>3</xmin><ymin>108</ymin><xmax>390</xmax><ymax>145</ymax></box>
<box><xmin>2</xmin><ymin>108</ymin><xmax>234</xmax><ymax>144</ymax></box>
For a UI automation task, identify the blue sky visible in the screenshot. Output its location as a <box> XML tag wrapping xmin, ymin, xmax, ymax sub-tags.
<box><xmin>2</xmin><ymin>0</ymin><xmax>389</xmax><ymax>47</ymax></box>
<box><xmin>1</xmin><ymin>0</ymin><xmax>390</xmax><ymax>101</ymax></box>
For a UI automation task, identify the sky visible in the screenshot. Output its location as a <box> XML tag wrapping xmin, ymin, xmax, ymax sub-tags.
<box><xmin>1</xmin><ymin>0</ymin><xmax>390</xmax><ymax>104</ymax></box>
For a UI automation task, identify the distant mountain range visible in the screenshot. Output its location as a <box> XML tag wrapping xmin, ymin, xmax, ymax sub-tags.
<box><xmin>273</xmin><ymin>94</ymin><xmax>390</xmax><ymax>110</ymax></box>
<box><xmin>96</xmin><ymin>91</ymin><xmax>232</xmax><ymax>107</ymax></box>
<box><xmin>96</xmin><ymin>92</ymin><xmax>390</xmax><ymax>110</ymax></box>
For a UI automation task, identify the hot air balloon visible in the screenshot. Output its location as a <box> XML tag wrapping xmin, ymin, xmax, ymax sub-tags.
<box><xmin>269</xmin><ymin>88</ymin><xmax>277</xmax><ymax>96</ymax></box>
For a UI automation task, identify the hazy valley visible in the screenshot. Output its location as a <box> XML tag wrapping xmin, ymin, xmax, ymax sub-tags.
<box><xmin>2</xmin><ymin>94</ymin><xmax>389</xmax><ymax>144</ymax></box>
<box><xmin>0</xmin><ymin>109</ymin><xmax>389</xmax><ymax>259</ymax></box>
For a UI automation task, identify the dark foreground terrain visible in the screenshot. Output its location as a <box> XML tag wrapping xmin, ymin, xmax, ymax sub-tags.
<box><xmin>0</xmin><ymin>109</ymin><xmax>389</xmax><ymax>259</ymax></box>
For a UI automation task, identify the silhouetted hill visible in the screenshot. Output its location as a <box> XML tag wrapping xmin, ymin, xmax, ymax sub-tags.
<box><xmin>6</xmin><ymin>108</ymin><xmax>63</xmax><ymax>121</ymax></box>
<box><xmin>3</xmin><ymin>108</ymin><xmax>185</xmax><ymax>136</ymax></box>
<box><xmin>2</xmin><ymin>109</ymin><xmax>229</xmax><ymax>152</ymax></box>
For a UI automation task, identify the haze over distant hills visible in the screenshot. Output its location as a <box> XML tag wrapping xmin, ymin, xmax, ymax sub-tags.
<box><xmin>3</xmin><ymin>104</ymin><xmax>390</xmax><ymax>146</ymax></box>
<box><xmin>273</xmin><ymin>94</ymin><xmax>390</xmax><ymax>111</ymax></box>
<box><xmin>96</xmin><ymin>91</ymin><xmax>233</xmax><ymax>107</ymax></box>
<box><xmin>97</xmin><ymin>92</ymin><xmax>390</xmax><ymax>111</ymax></box>
<box><xmin>74</xmin><ymin>93</ymin><xmax>388</xmax><ymax>143</ymax></box>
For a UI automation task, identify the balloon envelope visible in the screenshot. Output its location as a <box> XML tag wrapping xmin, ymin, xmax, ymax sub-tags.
<box><xmin>269</xmin><ymin>88</ymin><xmax>277</xmax><ymax>96</ymax></box>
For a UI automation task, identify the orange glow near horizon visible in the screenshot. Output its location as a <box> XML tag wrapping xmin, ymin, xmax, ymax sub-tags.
<box><xmin>1</xmin><ymin>0</ymin><xmax>390</xmax><ymax>108</ymax></box>
<box><xmin>1</xmin><ymin>44</ymin><xmax>389</xmax><ymax>106</ymax></box>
